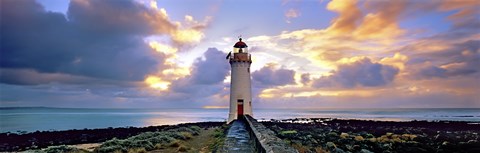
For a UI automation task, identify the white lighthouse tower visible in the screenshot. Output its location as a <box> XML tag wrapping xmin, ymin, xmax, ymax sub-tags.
<box><xmin>227</xmin><ymin>38</ymin><xmax>253</xmax><ymax>123</ymax></box>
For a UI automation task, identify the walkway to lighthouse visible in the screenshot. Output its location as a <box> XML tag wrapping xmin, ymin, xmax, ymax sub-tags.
<box><xmin>221</xmin><ymin>120</ymin><xmax>255</xmax><ymax>152</ymax></box>
<box><xmin>219</xmin><ymin>116</ymin><xmax>298</xmax><ymax>153</ymax></box>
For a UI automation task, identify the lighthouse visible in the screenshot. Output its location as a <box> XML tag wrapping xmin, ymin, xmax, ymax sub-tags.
<box><xmin>226</xmin><ymin>38</ymin><xmax>253</xmax><ymax>123</ymax></box>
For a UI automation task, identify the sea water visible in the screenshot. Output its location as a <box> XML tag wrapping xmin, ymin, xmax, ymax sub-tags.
<box><xmin>1</xmin><ymin>107</ymin><xmax>479</xmax><ymax>133</ymax></box>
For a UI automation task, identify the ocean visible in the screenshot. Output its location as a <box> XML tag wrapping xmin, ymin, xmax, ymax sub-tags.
<box><xmin>1</xmin><ymin>107</ymin><xmax>479</xmax><ymax>133</ymax></box>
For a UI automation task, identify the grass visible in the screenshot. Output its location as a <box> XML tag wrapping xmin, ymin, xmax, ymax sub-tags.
<box><xmin>29</xmin><ymin>125</ymin><xmax>226</xmax><ymax>153</ymax></box>
<box><xmin>94</xmin><ymin>125</ymin><xmax>225</xmax><ymax>153</ymax></box>
<box><xmin>209</xmin><ymin>124</ymin><xmax>229</xmax><ymax>151</ymax></box>
<box><xmin>280</xmin><ymin>130</ymin><xmax>298</xmax><ymax>135</ymax></box>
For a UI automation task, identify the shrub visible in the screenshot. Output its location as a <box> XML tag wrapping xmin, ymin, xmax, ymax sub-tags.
<box><xmin>279</xmin><ymin>130</ymin><xmax>298</xmax><ymax>137</ymax></box>
<box><xmin>128</xmin><ymin>132</ymin><xmax>154</xmax><ymax>141</ymax></box>
<box><xmin>180</xmin><ymin>132</ymin><xmax>193</xmax><ymax>140</ymax></box>
<box><xmin>101</xmin><ymin>138</ymin><xmax>124</xmax><ymax>147</ymax></box>
<box><xmin>165</xmin><ymin>132</ymin><xmax>186</xmax><ymax>140</ymax></box>
<box><xmin>96</xmin><ymin>125</ymin><xmax>204</xmax><ymax>152</ymax></box>
<box><xmin>189</xmin><ymin>126</ymin><xmax>202</xmax><ymax>135</ymax></box>
<box><xmin>125</xmin><ymin>140</ymin><xmax>154</xmax><ymax>151</ymax></box>
<box><xmin>172</xmin><ymin>127</ymin><xmax>199</xmax><ymax>136</ymax></box>
<box><xmin>212</xmin><ymin>128</ymin><xmax>225</xmax><ymax>138</ymax></box>
<box><xmin>96</xmin><ymin>138</ymin><xmax>126</xmax><ymax>153</ymax></box>
<box><xmin>146</xmin><ymin>135</ymin><xmax>174</xmax><ymax>144</ymax></box>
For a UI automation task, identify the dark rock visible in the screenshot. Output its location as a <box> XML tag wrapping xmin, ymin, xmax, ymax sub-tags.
<box><xmin>360</xmin><ymin>148</ymin><xmax>374</xmax><ymax>153</ymax></box>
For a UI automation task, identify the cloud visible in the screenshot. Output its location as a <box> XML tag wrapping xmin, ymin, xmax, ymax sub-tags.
<box><xmin>439</xmin><ymin>0</ymin><xmax>480</xmax><ymax>30</ymax></box>
<box><xmin>313</xmin><ymin>57</ymin><xmax>399</xmax><ymax>88</ymax></box>
<box><xmin>189</xmin><ymin>48</ymin><xmax>230</xmax><ymax>85</ymax></box>
<box><xmin>0</xmin><ymin>68</ymin><xmax>93</xmax><ymax>86</ymax></box>
<box><xmin>326</xmin><ymin>0</ymin><xmax>362</xmax><ymax>35</ymax></box>
<box><xmin>67</xmin><ymin>0</ymin><xmax>172</xmax><ymax>36</ymax></box>
<box><xmin>285</xmin><ymin>8</ymin><xmax>300</xmax><ymax>23</ymax></box>
<box><xmin>353</xmin><ymin>0</ymin><xmax>406</xmax><ymax>40</ymax></box>
<box><xmin>1</xmin><ymin>0</ymin><xmax>156</xmax><ymax>83</ymax></box>
<box><xmin>379</xmin><ymin>53</ymin><xmax>409</xmax><ymax>71</ymax></box>
<box><xmin>406</xmin><ymin>39</ymin><xmax>480</xmax><ymax>79</ymax></box>
<box><xmin>243</xmin><ymin>0</ymin><xmax>478</xmax><ymax>109</ymax></box>
<box><xmin>300</xmin><ymin>73</ymin><xmax>311</xmax><ymax>85</ymax></box>
<box><xmin>0</xmin><ymin>0</ymin><xmax>208</xmax><ymax>86</ymax></box>
<box><xmin>285</xmin><ymin>9</ymin><xmax>300</xmax><ymax>18</ymax></box>
<box><xmin>252</xmin><ymin>63</ymin><xmax>296</xmax><ymax>87</ymax></box>
<box><xmin>411</xmin><ymin>63</ymin><xmax>448</xmax><ymax>79</ymax></box>
<box><xmin>170</xmin><ymin>48</ymin><xmax>229</xmax><ymax>94</ymax></box>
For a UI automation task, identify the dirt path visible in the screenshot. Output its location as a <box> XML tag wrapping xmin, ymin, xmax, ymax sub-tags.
<box><xmin>150</xmin><ymin>127</ymin><xmax>220</xmax><ymax>153</ymax></box>
<box><xmin>69</xmin><ymin>143</ymin><xmax>101</xmax><ymax>152</ymax></box>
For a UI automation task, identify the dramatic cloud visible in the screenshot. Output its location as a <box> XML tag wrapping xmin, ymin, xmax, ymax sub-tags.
<box><xmin>186</xmin><ymin>48</ymin><xmax>230</xmax><ymax>85</ymax></box>
<box><xmin>170</xmin><ymin>48</ymin><xmax>229</xmax><ymax>95</ymax></box>
<box><xmin>252</xmin><ymin>64</ymin><xmax>296</xmax><ymax>88</ymax></box>
<box><xmin>313</xmin><ymin>57</ymin><xmax>399</xmax><ymax>88</ymax></box>
<box><xmin>1</xmin><ymin>0</ymin><xmax>158</xmax><ymax>83</ymax></box>
<box><xmin>408</xmin><ymin>40</ymin><xmax>480</xmax><ymax>79</ymax></box>
<box><xmin>326</xmin><ymin>0</ymin><xmax>362</xmax><ymax>35</ymax></box>
<box><xmin>1</xmin><ymin>0</ymin><xmax>478</xmax><ymax>108</ymax></box>
<box><xmin>0</xmin><ymin>0</ymin><xmax>207</xmax><ymax>85</ymax></box>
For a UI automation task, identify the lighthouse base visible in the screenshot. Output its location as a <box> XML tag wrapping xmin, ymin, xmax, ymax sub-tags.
<box><xmin>227</xmin><ymin>113</ymin><xmax>237</xmax><ymax>124</ymax></box>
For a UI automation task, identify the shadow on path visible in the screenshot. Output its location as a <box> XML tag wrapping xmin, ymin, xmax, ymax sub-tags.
<box><xmin>221</xmin><ymin>120</ymin><xmax>254</xmax><ymax>152</ymax></box>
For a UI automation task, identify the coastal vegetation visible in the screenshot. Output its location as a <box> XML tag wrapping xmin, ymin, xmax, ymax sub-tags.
<box><xmin>264</xmin><ymin>118</ymin><xmax>480</xmax><ymax>153</ymax></box>
<box><xmin>1</xmin><ymin>122</ymin><xmax>225</xmax><ymax>152</ymax></box>
<box><xmin>3</xmin><ymin>119</ymin><xmax>479</xmax><ymax>152</ymax></box>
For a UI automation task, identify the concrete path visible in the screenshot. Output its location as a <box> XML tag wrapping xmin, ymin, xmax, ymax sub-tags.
<box><xmin>220</xmin><ymin>120</ymin><xmax>255</xmax><ymax>153</ymax></box>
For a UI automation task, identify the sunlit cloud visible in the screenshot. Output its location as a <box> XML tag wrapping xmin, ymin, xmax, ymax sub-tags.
<box><xmin>245</xmin><ymin>0</ymin><xmax>479</xmax><ymax>108</ymax></box>
<box><xmin>2</xmin><ymin>0</ymin><xmax>479</xmax><ymax>108</ymax></box>
<box><xmin>149</xmin><ymin>0</ymin><xmax>157</xmax><ymax>9</ymax></box>
<box><xmin>172</xmin><ymin>29</ymin><xmax>204</xmax><ymax>44</ymax></box>
<box><xmin>145</xmin><ymin>75</ymin><xmax>170</xmax><ymax>91</ymax></box>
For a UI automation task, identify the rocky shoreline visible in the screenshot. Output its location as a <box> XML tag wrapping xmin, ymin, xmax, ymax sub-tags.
<box><xmin>262</xmin><ymin>118</ymin><xmax>480</xmax><ymax>153</ymax></box>
<box><xmin>2</xmin><ymin>118</ymin><xmax>480</xmax><ymax>152</ymax></box>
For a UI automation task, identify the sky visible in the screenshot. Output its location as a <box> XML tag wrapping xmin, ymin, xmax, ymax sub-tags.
<box><xmin>1</xmin><ymin>0</ymin><xmax>479</xmax><ymax>108</ymax></box>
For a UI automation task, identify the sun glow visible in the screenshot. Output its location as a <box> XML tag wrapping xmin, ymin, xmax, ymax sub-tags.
<box><xmin>202</xmin><ymin>105</ymin><xmax>228</xmax><ymax>109</ymax></box>
<box><xmin>172</xmin><ymin>29</ymin><xmax>204</xmax><ymax>44</ymax></box>
<box><xmin>149</xmin><ymin>41</ymin><xmax>178</xmax><ymax>54</ymax></box>
<box><xmin>149</xmin><ymin>0</ymin><xmax>157</xmax><ymax>9</ymax></box>
<box><xmin>145</xmin><ymin>76</ymin><xmax>170</xmax><ymax>90</ymax></box>
<box><xmin>144</xmin><ymin>40</ymin><xmax>191</xmax><ymax>90</ymax></box>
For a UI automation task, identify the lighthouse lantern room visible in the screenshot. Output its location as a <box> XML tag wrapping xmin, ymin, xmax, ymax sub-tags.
<box><xmin>226</xmin><ymin>38</ymin><xmax>253</xmax><ymax>123</ymax></box>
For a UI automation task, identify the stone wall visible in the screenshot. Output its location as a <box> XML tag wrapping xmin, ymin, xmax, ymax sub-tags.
<box><xmin>244</xmin><ymin>115</ymin><xmax>298</xmax><ymax>153</ymax></box>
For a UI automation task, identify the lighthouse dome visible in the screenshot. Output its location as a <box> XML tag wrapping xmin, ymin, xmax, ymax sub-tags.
<box><xmin>234</xmin><ymin>38</ymin><xmax>248</xmax><ymax>48</ymax></box>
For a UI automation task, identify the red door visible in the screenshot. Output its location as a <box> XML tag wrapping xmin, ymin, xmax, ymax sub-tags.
<box><xmin>237</xmin><ymin>99</ymin><xmax>244</xmax><ymax>116</ymax></box>
<box><xmin>237</xmin><ymin>104</ymin><xmax>243</xmax><ymax>115</ymax></box>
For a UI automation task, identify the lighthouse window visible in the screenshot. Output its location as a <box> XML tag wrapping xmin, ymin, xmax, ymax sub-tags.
<box><xmin>247</xmin><ymin>68</ymin><xmax>250</xmax><ymax>73</ymax></box>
